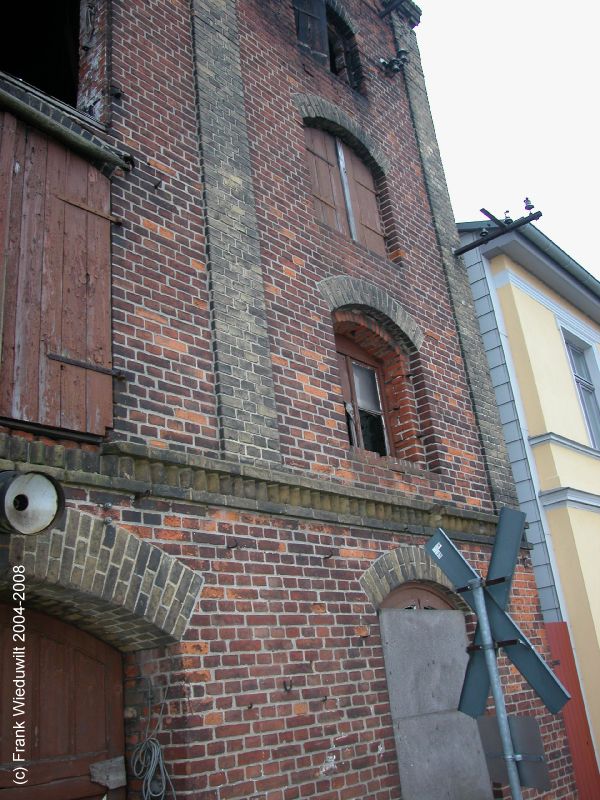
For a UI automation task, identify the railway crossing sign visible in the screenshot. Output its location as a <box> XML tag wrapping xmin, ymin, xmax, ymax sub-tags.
<box><xmin>425</xmin><ymin>509</ymin><xmax>570</xmax><ymax>797</ymax></box>
<box><xmin>425</xmin><ymin>508</ymin><xmax>570</xmax><ymax>717</ymax></box>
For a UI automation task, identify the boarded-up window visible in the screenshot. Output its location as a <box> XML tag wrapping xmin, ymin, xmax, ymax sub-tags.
<box><xmin>0</xmin><ymin>603</ymin><xmax>125</xmax><ymax>799</ymax></box>
<box><xmin>0</xmin><ymin>111</ymin><xmax>112</xmax><ymax>437</ymax></box>
<box><xmin>304</xmin><ymin>127</ymin><xmax>386</xmax><ymax>256</ymax></box>
<box><xmin>293</xmin><ymin>0</ymin><xmax>328</xmax><ymax>64</ymax></box>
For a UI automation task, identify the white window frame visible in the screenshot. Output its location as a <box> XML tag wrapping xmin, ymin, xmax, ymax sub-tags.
<box><xmin>563</xmin><ymin>330</ymin><xmax>600</xmax><ymax>449</ymax></box>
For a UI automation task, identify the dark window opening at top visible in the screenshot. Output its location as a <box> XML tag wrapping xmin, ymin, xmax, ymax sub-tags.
<box><xmin>1</xmin><ymin>2</ymin><xmax>81</xmax><ymax>107</ymax></box>
<box><xmin>293</xmin><ymin>1</ymin><xmax>362</xmax><ymax>91</ymax></box>
<box><xmin>326</xmin><ymin>8</ymin><xmax>362</xmax><ymax>90</ymax></box>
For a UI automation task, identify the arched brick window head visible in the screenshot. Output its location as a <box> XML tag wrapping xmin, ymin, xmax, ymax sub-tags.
<box><xmin>304</xmin><ymin>127</ymin><xmax>386</xmax><ymax>256</ymax></box>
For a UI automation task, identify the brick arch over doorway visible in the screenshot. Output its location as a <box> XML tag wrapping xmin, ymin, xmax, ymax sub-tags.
<box><xmin>0</xmin><ymin>508</ymin><xmax>204</xmax><ymax>651</ymax></box>
<box><xmin>359</xmin><ymin>542</ymin><xmax>469</xmax><ymax>612</ymax></box>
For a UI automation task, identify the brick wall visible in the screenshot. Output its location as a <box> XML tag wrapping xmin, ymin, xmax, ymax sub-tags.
<box><xmin>0</xmin><ymin>0</ymin><xmax>576</xmax><ymax>798</ymax></box>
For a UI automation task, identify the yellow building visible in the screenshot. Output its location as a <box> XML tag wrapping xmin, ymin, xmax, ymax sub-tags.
<box><xmin>460</xmin><ymin>220</ymin><xmax>600</xmax><ymax>785</ymax></box>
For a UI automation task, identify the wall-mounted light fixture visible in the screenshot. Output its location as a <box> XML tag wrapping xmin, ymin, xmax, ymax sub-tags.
<box><xmin>0</xmin><ymin>471</ymin><xmax>65</xmax><ymax>535</ymax></box>
<box><xmin>379</xmin><ymin>49</ymin><xmax>409</xmax><ymax>76</ymax></box>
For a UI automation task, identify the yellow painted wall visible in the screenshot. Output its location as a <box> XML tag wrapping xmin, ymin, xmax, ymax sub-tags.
<box><xmin>547</xmin><ymin>506</ymin><xmax>600</xmax><ymax>742</ymax></box>
<box><xmin>531</xmin><ymin>441</ymin><xmax>600</xmax><ymax>494</ymax></box>
<box><xmin>488</xmin><ymin>252</ymin><xmax>600</xmax><ymax>748</ymax></box>
<box><xmin>490</xmin><ymin>254</ymin><xmax>598</xmax><ymax>446</ymax></box>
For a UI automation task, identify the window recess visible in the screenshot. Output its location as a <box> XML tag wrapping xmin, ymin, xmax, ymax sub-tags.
<box><xmin>336</xmin><ymin>336</ymin><xmax>390</xmax><ymax>457</ymax></box>
<box><xmin>0</xmin><ymin>1</ymin><xmax>105</xmax><ymax>120</ymax></box>
<box><xmin>293</xmin><ymin>1</ymin><xmax>362</xmax><ymax>90</ymax></box>
<box><xmin>293</xmin><ymin>0</ymin><xmax>329</xmax><ymax>65</ymax></box>
<box><xmin>304</xmin><ymin>127</ymin><xmax>386</xmax><ymax>256</ymax></box>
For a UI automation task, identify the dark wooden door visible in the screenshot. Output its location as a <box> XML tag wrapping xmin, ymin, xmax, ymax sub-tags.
<box><xmin>0</xmin><ymin>605</ymin><xmax>124</xmax><ymax>799</ymax></box>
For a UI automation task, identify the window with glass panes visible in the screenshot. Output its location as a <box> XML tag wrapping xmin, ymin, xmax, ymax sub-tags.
<box><xmin>336</xmin><ymin>334</ymin><xmax>389</xmax><ymax>456</ymax></box>
<box><xmin>566</xmin><ymin>340</ymin><xmax>600</xmax><ymax>448</ymax></box>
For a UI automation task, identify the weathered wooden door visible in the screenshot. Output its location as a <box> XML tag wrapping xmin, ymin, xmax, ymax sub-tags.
<box><xmin>0</xmin><ymin>604</ymin><xmax>124</xmax><ymax>799</ymax></box>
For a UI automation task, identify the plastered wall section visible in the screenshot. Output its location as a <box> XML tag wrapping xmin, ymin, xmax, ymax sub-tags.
<box><xmin>491</xmin><ymin>255</ymin><xmax>594</xmax><ymax>447</ymax></box>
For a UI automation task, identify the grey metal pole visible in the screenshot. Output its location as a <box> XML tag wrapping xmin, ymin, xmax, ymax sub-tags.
<box><xmin>468</xmin><ymin>579</ymin><xmax>523</xmax><ymax>800</ymax></box>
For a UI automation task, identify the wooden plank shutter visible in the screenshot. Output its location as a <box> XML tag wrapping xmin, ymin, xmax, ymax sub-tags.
<box><xmin>293</xmin><ymin>0</ymin><xmax>328</xmax><ymax>64</ymax></box>
<box><xmin>0</xmin><ymin>112</ymin><xmax>112</xmax><ymax>436</ymax></box>
<box><xmin>304</xmin><ymin>127</ymin><xmax>350</xmax><ymax>237</ymax></box>
<box><xmin>341</xmin><ymin>143</ymin><xmax>387</xmax><ymax>257</ymax></box>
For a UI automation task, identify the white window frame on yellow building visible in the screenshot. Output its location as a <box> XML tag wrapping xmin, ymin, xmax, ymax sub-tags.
<box><xmin>563</xmin><ymin>332</ymin><xmax>600</xmax><ymax>450</ymax></box>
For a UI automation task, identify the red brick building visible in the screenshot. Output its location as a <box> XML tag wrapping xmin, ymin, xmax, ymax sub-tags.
<box><xmin>0</xmin><ymin>1</ymin><xmax>577</xmax><ymax>798</ymax></box>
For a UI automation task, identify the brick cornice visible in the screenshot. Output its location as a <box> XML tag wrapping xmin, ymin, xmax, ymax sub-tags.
<box><xmin>0</xmin><ymin>434</ymin><xmax>498</xmax><ymax>542</ymax></box>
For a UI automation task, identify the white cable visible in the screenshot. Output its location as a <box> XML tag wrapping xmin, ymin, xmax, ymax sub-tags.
<box><xmin>131</xmin><ymin>736</ymin><xmax>176</xmax><ymax>800</ymax></box>
<box><xmin>131</xmin><ymin>681</ymin><xmax>176</xmax><ymax>800</ymax></box>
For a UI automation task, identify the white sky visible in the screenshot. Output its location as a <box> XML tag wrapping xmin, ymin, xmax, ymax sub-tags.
<box><xmin>415</xmin><ymin>1</ymin><xmax>600</xmax><ymax>280</ymax></box>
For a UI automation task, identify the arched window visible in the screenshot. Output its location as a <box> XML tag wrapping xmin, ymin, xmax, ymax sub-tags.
<box><xmin>336</xmin><ymin>333</ymin><xmax>390</xmax><ymax>456</ymax></box>
<box><xmin>380</xmin><ymin>582</ymin><xmax>455</xmax><ymax>610</ymax></box>
<box><xmin>334</xmin><ymin>311</ymin><xmax>426</xmax><ymax>463</ymax></box>
<box><xmin>304</xmin><ymin>126</ymin><xmax>386</xmax><ymax>256</ymax></box>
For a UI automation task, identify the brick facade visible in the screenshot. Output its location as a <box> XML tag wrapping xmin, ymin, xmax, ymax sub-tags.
<box><xmin>0</xmin><ymin>1</ymin><xmax>576</xmax><ymax>798</ymax></box>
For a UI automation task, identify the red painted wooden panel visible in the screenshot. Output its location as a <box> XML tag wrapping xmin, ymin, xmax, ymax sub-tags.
<box><xmin>0</xmin><ymin>604</ymin><xmax>125</xmax><ymax>799</ymax></box>
<box><xmin>61</xmin><ymin>153</ymin><xmax>90</xmax><ymax>432</ymax></box>
<box><xmin>12</xmin><ymin>128</ymin><xmax>48</xmax><ymax>423</ymax></box>
<box><xmin>304</xmin><ymin>127</ymin><xmax>349</xmax><ymax>236</ymax></box>
<box><xmin>85</xmin><ymin>162</ymin><xmax>113</xmax><ymax>434</ymax></box>
<box><xmin>0</xmin><ymin>111</ymin><xmax>112</xmax><ymax>436</ymax></box>
<box><xmin>546</xmin><ymin>621</ymin><xmax>600</xmax><ymax>799</ymax></box>
<box><xmin>0</xmin><ymin>113</ymin><xmax>18</xmax><ymax>374</ymax></box>
<box><xmin>39</xmin><ymin>138</ymin><xmax>67</xmax><ymax>429</ymax></box>
<box><xmin>0</xmin><ymin>112</ymin><xmax>26</xmax><ymax>418</ymax></box>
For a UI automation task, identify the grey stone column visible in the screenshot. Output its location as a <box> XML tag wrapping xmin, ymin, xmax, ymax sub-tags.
<box><xmin>391</xmin><ymin>13</ymin><xmax>517</xmax><ymax>509</ymax></box>
<box><xmin>190</xmin><ymin>0</ymin><xmax>281</xmax><ymax>466</ymax></box>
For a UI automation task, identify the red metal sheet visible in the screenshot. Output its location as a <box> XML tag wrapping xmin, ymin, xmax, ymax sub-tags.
<box><xmin>546</xmin><ymin>621</ymin><xmax>600</xmax><ymax>799</ymax></box>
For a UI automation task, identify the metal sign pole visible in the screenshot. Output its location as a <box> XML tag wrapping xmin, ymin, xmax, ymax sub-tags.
<box><xmin>469</xmin><ymin>578</ymin><xmax>523</xmax><ymax>800</ymax></box>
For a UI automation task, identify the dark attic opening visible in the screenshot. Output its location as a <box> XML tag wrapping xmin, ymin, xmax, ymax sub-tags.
<box><xmin>1</xmin><ymin>1</ymin><xmax>81</xmax><ymax>107</ymax></box>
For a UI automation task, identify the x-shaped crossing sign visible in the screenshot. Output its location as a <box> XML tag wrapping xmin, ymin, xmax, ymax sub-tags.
<box><xmin>425</xmin><ymin>508</ymin><xmax>570</xmax><ymax>718</ymax></box>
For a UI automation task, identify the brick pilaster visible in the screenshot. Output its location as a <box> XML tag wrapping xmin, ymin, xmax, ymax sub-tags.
<box><xmin>190</xmin><ymin>0</ymin><xmax>282</xmax><ymax>466</ymax></box>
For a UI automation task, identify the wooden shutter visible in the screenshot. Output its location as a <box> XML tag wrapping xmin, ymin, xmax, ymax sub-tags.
<box><xmin>0</xmin><ymin>112</ymin><xmax>112</xmax><ymax>436</ymax></box>
<box><xmin>293</xmin><ymin>0</ymin><xmax>328</xmax><ymax>64</ymax></box>
<box><xmin>304</xmin><ymin>127</ymin><xmax>350</xmax><ymax>237</ymax></box>
<box><xmin>341</xmin><ymin>143</ymin><xmax>386</xmax><ymax>256</ymax></box>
